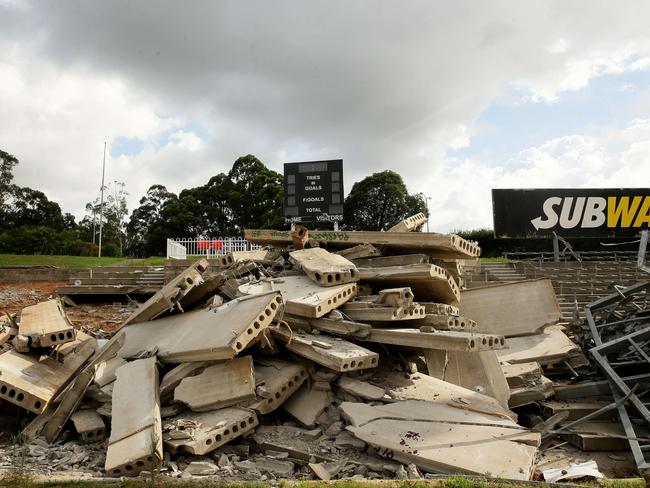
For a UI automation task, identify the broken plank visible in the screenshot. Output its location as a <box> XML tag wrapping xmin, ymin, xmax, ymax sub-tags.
<box><xmin>509</xmin><ymin>377</ymin><xmax>554</xmax><ymax>408</ymax></box>
<box><xmin>289</xmin><ymin>248</ymin><xmax>359</xmax><ymax>286</ymax></box>
<box><xmin>290</xmin><ymin>314</ymin><xmax>373</xmax><ymax>339</ymax></box>
<box><xmin>337</xmin><ymin>376</ymin><xmax>386</xmax><ymax>400</ymax></box>
<box><xmin>352</xmin><ymin>254</ymin><xmax>430</xmax><ymax>268</ymax></box>
<box><xmin>501</xmin><ymin>362</ymin><xmax>543</xmax><ymax>389</ymax></box>
<box><xmin>220</xmin><ymin>250</ymin><xmax>282</xmax><ymax>267</ymax></box>
<box><xmin>342</xmin><ymin>303</ymin><xmax>426</xmax><ymax>322</ymax></box>
<box><xmin>71</xmin><ymin>409</ymin><xmax>106</xmax><ymax>443</ymax></box>
<box><xmin>163</xmin><ymin>407</ymin><xmax>258</xmax><ymax>455</ymax></box>
<box><xmin>282</xmin><ymin>383</ymin><xmax>331</xmax><ymax>427</ymax></box>
<box><xmin>18</xmin><ymin>299</ymin><xmax>76</xmax><ymax>348</ymax></box>
<box><xmin>105</xmin><ymin>357</ymin><xmax>162</xmax><ymax>477</ymax></box>
<box><xmin>245</xmin><ymin>229</ymin><xmax>480</xmax><ymax>259</ymax></box>
<box><xmin>238</xmin><ymin>275</ymin><xmax>356</xmax><ymax>318</ymax></box>
<box><xmin>120</xmin><ymin>292</ymin><xmax>284</xmax><ymax>363</ymax></box>
<box><xmin>363</xmin><ymin>328</ymin><xmax>506</xmax><ymax>352</ymax></box>
<box><xmin>358</xmin><ymin>264</ymin><xmax>460</xmax><ymax>304</ymax></box>
<box><xmin>174</xmin><ymin>356</ymin><xmax>255</xmax><ymax>412</ymax></box>
<box><xmin>459</xmin><ymin>279</ymin><xmax>561</xmax><ymax>336</ymax></box>
<box><xmin>272</xmin><ymin>327</ymin><xmax>379</xmax><ymax>372</ymax></box>
<box><xmin>159</xmin><ymin>362</ymin><xmax>211</xmax><ymax>403</ymax></box>
<box><xmin>248</xmin><ymin>359</ymin><xmax>307</xmax><ymax>415</ymax></box>
<box><xmin>413</xmin><ymin>313</ymin><xmax>476</xmax><ymax>331</ymax></box>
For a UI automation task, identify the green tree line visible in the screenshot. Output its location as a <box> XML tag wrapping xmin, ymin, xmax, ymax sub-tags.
<box><xmin>0</xmin><ymin>150</ymin><xmax>425</xmax><ymax>257</ymax></box>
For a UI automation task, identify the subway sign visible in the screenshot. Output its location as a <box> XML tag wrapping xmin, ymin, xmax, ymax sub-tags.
<box><xmin>283</xmin><ymin>159</ymin><xmax>344</xmax><ymax>224</ymax></box>
<box><xmin>492</xmin><ymin>188</ymin><xmax>650</xmax><ymax>238</ymax></box>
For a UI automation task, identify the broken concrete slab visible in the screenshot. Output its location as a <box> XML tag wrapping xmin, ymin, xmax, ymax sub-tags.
<box><xmin>341</xmin><ymin>400</ymin><xmax>538</xmax><ymax>480</ymax></box>
<box><xmin>238</xmin><ymin>275</ymin><xmax>356</xmax><ymax>318</ymax></box>
<box><xmin>289</xmin><ymin>248</ymin><xmax>359</xmax><ymax>287</ymax></box>
<box><xmin>0</xmin><ymin>331</ymin><xmax>96</xmax><ymax>413</ymax></box>
<box><xmin>105</xmin><ymin>357</ymin><xmax>162</xmax><ymax>477</ymax></box>
<box><xmin>335</xmin><ymin>243</ymin><xmax>381</xmax><ymax>260</ymax></box>
<box><xmin>501</xmin><ymin>362</ymin><xmax>543</xmax><ymax>389</ymax></box>
<box><xmin>163</xmin><ymin>407</ymin><xmax>258</xmax><ymax>455</ymax></box>
<box><xmin>18</xmin><ymin>299</ymin><xmax>76</xmax><ymax>348</ymax></box>
<box><xmin>496</xmin><ymin>325</ymin><xmax>579</xmax><ymax>365</ymax></box>
<box><xmin>421</xmin><ymin>302</ymin><xmax>460</xmax><ymax>316</ymax></box>
<box><xmin>358</xmin><ymin>264</ymin><xmax>460</xmax><ymax>304</ymax></box>
<box><xmin>159</xmin><ymin>362</ymin><xmax>211</xmax><ymax>403</ymax></box>
<box><xmin>123</xmin><ymin>258</ymin><xmax>208</xmax><ymax>325</ymax></box>
<box><xmin>309</xmin><ymin>460</ymin><xmax>347</xmax><ymax>481</ymax></box>
<box><xmin>282</xmin><ymin>382</ymin><xmax>331</xmax><ymax>427</ymax></box>
<box><xmin>94</xmin><ymin>356</ymin><xmax>127</xmax><ymax>388</ymax></box>
<box><xmin>120</xmin><ymin>292</ymin><xmax>284</xmax><ymax>362</ymax></box>
<box><xmin>220</xmin><ymin>249</ymin><xmax>282</xmax><ymax>267</ymax></box>
<box><xmin>337</xmin><ymin>376</ymin><xmax>386</xmax><ymax>400</ymax></box>
<box><xmin>413</xmin><ymin>313</ymin><xmax>476</xmax><ymax>331</ymax></box>
<box><xmin>363</xmin><ymin>327</ymin><xmax>506</xmax><ymax>352</ymax></box>
<box><xmin>387</xmin><ymin>212</ymin><xmax>428</xmax><ymax>232</ymax></box>
<box><xmin>70</xmin><ymin>409</ymin><xmax>106</xmax><ymax>443</ymax></box>
<box><xmin>342</xmin><ymin>301</ymin><xmax>425</xmax><ymax>322</ymax></box>
<box><xmin>352</xmin><ymin>254</ymin><xmax>430</xmax><ymax>268</ymax></box>
<box><xmin>288</xmin><ymin>314</ymin><xmax>372</xmax><ymax>339</ymax></box>
<box><xmin>272</xmin><ymin>327</ymin><xmax>379</xmax><ymax>372</ymax></box>
<box><xmin>509</xmin><ymin>376</ymin><xmax>554</xmax><ymax>408</ymax></box>
<box><xmin>236</xmin><ymin>457</ymin><xmax>295</xmax><ymax>477</ymax></box>
<box><xmin>174</xmin><ymin>356</ymin><xmax>255</xmax><ymax>411</ymax></box>
<box><xmin>248</xmin><ymin>359</ymin><xmax>307</xmax><ymax>415</ymax></box>
<box><xmin>245</xmin><ymin>229</ymin><xmax>481</xmax><ymax>259</ymax></box>
<box><xmin>459</xmin><ymin>279</ymin><xmax>561</xmax><ymax>336</ymax></box>
<box><xmin>424</xmin><ymin>350</ymin><xmax>510</xmax><ymax>409</ymax></box>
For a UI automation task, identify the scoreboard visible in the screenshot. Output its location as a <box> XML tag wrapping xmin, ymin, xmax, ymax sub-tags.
<box><xmin>283</xmin><ymin>159</ymin><xmax>344</xmax><ymax>224</ymax></box>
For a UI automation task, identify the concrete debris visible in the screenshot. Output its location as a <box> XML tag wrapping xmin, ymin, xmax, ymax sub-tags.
<box><xmin>543</xmin><ymin>460</ymin><xmax>603</xmax><ymax>483</ymax></box>
<box><xmin>6</xmin><ymin>218</ymin><xmax>633</xmax><ymax>482</ymax></box>
<box><xmin>174</xmin><ymin>356</ymin><xmax>255</xmax><ymax>411</ymax></box>
<box><xmin>105</xmin><ymin>357</ymin><xmax>162</xmax><ymax>477</ymax></box>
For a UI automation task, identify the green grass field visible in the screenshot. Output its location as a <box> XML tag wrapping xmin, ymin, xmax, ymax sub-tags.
<box><xmin>0</xmin><ymin>254</ymin><xmax>166</xmax><ymax>268</ymax></box>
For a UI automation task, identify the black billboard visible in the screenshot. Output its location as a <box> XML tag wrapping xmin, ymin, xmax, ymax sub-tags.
<box><xmin>493</xmin><ymin>188</ymin><xmax>650</xmax><ymax>238</ymax></box>
<box><xmin>283</xmin><ymin>160</ymin><xmax>344</xmax><ymax>224</ymax></box>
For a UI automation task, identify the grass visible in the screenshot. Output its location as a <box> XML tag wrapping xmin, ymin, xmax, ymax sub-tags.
<box><xmin>478</xmin><ymin>257</ymin><xmax>511</xmax><ymax>263</ymax></box>
<box><xmin>0</xmin><ymin>254</ymin><xmax>166</xmax><ymax>268</ymax></box>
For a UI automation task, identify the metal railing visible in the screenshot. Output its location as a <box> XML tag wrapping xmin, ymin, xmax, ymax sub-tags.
<box><xmin>166</xmin><ymin>237</ymin><xmax>260</xmax><ymax>259</ymax></box>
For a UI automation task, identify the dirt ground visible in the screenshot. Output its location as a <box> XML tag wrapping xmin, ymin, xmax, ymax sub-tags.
<box><xmin>0</xmin><ymin>282</ymin><xmax>134</xmax><ymax>334</ymax></box>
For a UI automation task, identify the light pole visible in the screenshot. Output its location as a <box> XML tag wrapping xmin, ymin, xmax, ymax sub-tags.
<box><xmin>98</xmin><ymin>142</ymin><xmax>107</xmax><ymax>257</ymax></box>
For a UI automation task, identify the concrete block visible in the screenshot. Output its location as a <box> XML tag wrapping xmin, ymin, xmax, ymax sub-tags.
<box><xmin>248</xmin><ymin>359</ymin><xmax>307</xmax><ymax>414</ymax></box>
<box><xmin>19</xmin><ymin>299</ymin><xmax>76</xmax><ymax>348</ymax></box>
<box><xmin>289</xmin><ymin>248</ymin><xmax>359</xmax><ymax>286</ymax></box>
<box><xmin>71</xmin><ymin>409</ymin><xmax>106</xmax><ymax>443</ymax></box>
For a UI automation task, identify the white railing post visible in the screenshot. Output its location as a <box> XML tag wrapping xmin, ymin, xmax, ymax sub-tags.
<box><xmin>166</xmin><ymin>239</ymin><xmax>187</xmax><ymax>259</ymax></box>
<box><xmin>165</xmin><ymin>237</ymin><xmax>259</xmax><ymax>258</ymax></box>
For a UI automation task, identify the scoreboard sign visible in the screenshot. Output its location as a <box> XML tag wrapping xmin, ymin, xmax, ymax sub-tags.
<box><xmin>493</xmin><ymin>188</ymin><xmax>650</xmax><ymax>238</ymax></box>
<box><xmin>284</xmin><ymin>159</ymin><xmax>344</xmax><ymax>224</ymax></box>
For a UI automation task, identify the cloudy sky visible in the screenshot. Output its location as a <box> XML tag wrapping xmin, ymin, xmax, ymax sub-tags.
<box><xmin>2</xmin><ymin>0</ymin><xmax>650</xmax><ymax>232</ymax></box>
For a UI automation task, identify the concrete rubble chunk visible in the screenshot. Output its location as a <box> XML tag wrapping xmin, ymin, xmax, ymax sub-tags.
<box><xmin>358</xmin><ymin>264</ymin><xmax>460</xmax><ymax>304</ymax></box>
<box><xmin>352</xmin><ymin>253</ymin><xmax>430</xmax><ymax>268</ymax></box>
<box><xmin>341</xmin><ymin>399</ymin><xmax>538</xmax><ymax>480</ymax></box>
<box><xmin>70</xmin><ymin>409</ymin><xmax>106</xmax><ymax>443</ymax></box>
<box><xmin>459</xmin><ymin>279</ymin><xmax>561</xmax><ymax>336</ymax></box>
<box><xmin>163</xmin><ymin>407</ymin><xmax>258</xmax><ymax>455</ymax></box>
<box><xmin>363</xmin><ymin>327</ymin><xmax>506</xmax><ymax>352</ymax></box>
<box><xmin>272</xmin><ymin>327</ymin><xmax>379</xmax><ymax>372</ymax></box>
<box><xmin>123</xmin><ymin>258</ymin><xmax>209</xmax><ymax>325</ymax></box>
<box><xmin>282</xmin><ymin>382</ymin><xmax>331</xmax><ymax>427</ymax></box>
<box><xmin>425</xmin><ymin>350</ymin><xmax>510</xmax><ymax>408</ymax></box>
<box><xmin>105</xmin><ymin>357</ymin><xmax>162</xmax><ymax>478</ymax></box>
<box><xmin>94</xmin><ymin>356</ymin><xmax>127</xmax><ymax>387</ymax></box>
<box><xmin>18</xmin><ymin>299</ymin><xmax>76</xmax><ymax>348</ymax></box>
<box><xmin>496</xmin><ymin>325</ymin><xmax>579</xmax><ymax>365</ymax></box>
<box><xmin>414</xmin><ymin>313</ymin><xmax>476</xmax><ymax>331</ymax></box>
<box><xmin>184</xmin><ymin>460</ymin><xmax>219</xmax><ymax>476</ymax></box>
<box><xmin>174</xmin><ymin>356</ymin><xmax>255</xmax><ymax>411</ymax></box>
<box><xmin>220</xmin><ymin>249</ymin><xmax>282</xmax><ymax>267</ymax></box>
<box><xmin>387</xmin><ymin>212</ymin><xmax>428</xmax><ymax>232</ymax></box>
<box><xmin>159</xmin><ymin>362</ymin><xmax>211</xmax><ymax>403</ymax></box>
<box><xmin>309</xmin><ymin>460</ymin><xmax>347</xmax><ymax>481</ymax></box>
<box><xmin>248</xmin><ymin>359</ymin><xmax>307</xmax><ymax>414</ymax></box>
<box><xmin>239</xmin><ymin>275</ymin><xmax>357</xmax><ymax>318</ymax></box>
<box><xmin>289</xmin><ymin>247</ymin><xmax>359</xmax><ymax>287</ymax></box>
<box><xmin>337</xmin><ymin>376</ymin><xmax>386</xmax><ymax>400</ymax></box>
<box><xmin>119</xmin><ymin>292</ymin><xmax>284</xmax><ymax>362</ymax></box>
<box><xmin>0</xmin><ymin>331</ymin><xmax>96</xmax><ymax>413</ymax></box>
<box><xmin>335</xmin><ymin>243</ymin><xmax>381</xmax><ymax>260</ymax></box>
<box><xmin>236</xmin><ymin>457</ymin><xmax>295</xmax><ymax>476</ymax></box>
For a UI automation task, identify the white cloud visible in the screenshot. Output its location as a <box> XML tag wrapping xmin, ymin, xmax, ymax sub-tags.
<box><xmin>425</xmin><ymin>118</ymin><xmax>650</xmax><ymax>232</ymax></box>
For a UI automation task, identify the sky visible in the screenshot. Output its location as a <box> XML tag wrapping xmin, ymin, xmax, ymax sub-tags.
<box><xmin>1</xmin><ymin>0</ymin><xmax>650</xmax><ymax>232</ymax></box>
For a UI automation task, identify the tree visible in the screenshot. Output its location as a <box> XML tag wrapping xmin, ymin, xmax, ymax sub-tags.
<box><xmin>127</xmin><ymin>184</ymin><xmax>178</xmax><ymax>256</ymax></box>
<box><xmin>343</xmin><ymin>170</ymin><xmax>427</xmax><ymax>231</ymax></box>
<box><xmin>0</xmin><ymin>149</ymin><xmax>19</xmax><ymax>224</ymax></box>
<box><xmin>227</xmin><ymin>155</ymin><xmax>284</xmax><ymax>231</ymax></box>
<box><xmin>5</xmin><ymin>186</ymin><xmax>65</xmax><ymax>230</ymax></box>
<box><xmin>82</xmin><ymin>181</ymin><xmax>128</xmax><ymax>255</ymax></box>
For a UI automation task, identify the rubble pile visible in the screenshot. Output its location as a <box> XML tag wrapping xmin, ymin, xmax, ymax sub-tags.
<box><xmin>0</xmin><ymin>216</ymin><xmax>645</xmax><ymax>482</ymax></box>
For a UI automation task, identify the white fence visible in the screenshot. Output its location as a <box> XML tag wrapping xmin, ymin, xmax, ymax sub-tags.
<box><xmin>166</xmin><ymin>237</ymin><xmax>260</xmax><ymax>259</ymax></box>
